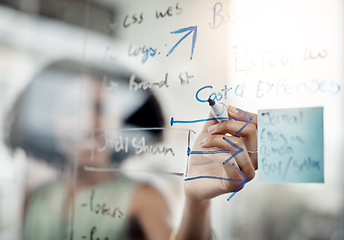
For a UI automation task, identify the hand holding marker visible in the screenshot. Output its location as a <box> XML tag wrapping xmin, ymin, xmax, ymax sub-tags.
<box><xmin>208</xmin><ymin>98</ymin><xmax>258</xmax><ymax>156</ymax></box>
<box><xmin>183</xmin><ymin>98</ymin><xmax>257</xmax><ymax>202</ymax></box>
<box><xmin>208</xmin><ymin>98</ymin><xmax>229</xmax><ymax>122</ymax></box>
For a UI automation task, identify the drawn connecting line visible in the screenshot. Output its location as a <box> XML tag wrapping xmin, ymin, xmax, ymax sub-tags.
<box><xmin>172</xmin><ymin>109</ymin><xmax>253</xmax><ymax>201</ymax></box>
<box><xmin>185</xmin><ymin>137</ymin><xmax>249</xmax><ymax>201</ymax></box>
<box><xmin>171</xmin><ymin>108</ymin><xmax>253</xmax><ymax>135</ymax></box>
<box><xmin>221</xmin><ymin>137</ymin><xmax>243</xmax><ymax>165</ymax></box>
<box><xmin>187</xmin><ymin>137</ymin><xmax>243</xmax><ymax>165</ymax></box>
<box><xmin>166</xmin><ymin>26</ymin><xmax>197</xmax><ymax>60</ymax></box>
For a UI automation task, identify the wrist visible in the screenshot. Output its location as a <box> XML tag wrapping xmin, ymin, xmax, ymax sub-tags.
<box><xmin>185</xmin><ymin>197</ymin><xmax>211</xmax><ymax>212</ymax></box>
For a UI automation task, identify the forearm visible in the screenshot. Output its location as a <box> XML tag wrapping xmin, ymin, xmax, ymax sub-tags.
<box><xmin>175</xmin><ymin>198</ymin><xmax>211</xmax><ymax>240</ymax></box>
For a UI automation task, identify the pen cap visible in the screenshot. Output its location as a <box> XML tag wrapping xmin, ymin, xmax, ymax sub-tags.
<box><xmin>208</xmin><ymin>99</ymin><xmax>226</xmax><ymax>116</ymax></box>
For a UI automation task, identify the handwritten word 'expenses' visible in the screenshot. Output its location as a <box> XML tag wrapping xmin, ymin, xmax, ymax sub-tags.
<box><xmin>258</xmin><ymin>107</ymin><xmax>324</xmax><ymax>183</ymax></box>
<box><xmin>256</xmin><ymin>79</ymin><xmax>341</xmax><ymax>98</ymax></box>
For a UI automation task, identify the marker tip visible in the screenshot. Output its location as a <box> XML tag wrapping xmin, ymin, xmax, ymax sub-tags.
<box><xmin>207</xmin><ymin>98</ymin><xmax>215</xmax><ymax>106</ymax></box>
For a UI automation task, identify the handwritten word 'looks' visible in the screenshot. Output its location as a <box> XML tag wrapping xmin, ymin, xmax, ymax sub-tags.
<box><xmin>128</xmin><ymin>44</ymin><xmax>158</xmax><ymax>64</ymax></box>
<box><xmin>256</xmin><ymin>79</ymin><xmax>341</xmax><ymax>98</ymax></box>
<box><xmin>195</xmin><ymin>83</ymin><xmax>246</xmax><ymax>102</ymax></box>
<box><xmin>95</xmin><ymin>133</ymin><xmax>175</xmax><ymax>157</ymax></box>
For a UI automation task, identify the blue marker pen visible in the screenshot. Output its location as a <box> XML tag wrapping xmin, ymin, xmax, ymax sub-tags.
<box><xmin>208</xmin><ymin>98</ymin><xmax>229</xmax><ymax>122</ymax></box>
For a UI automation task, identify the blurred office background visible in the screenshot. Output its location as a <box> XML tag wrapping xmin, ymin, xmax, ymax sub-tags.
<box><xmin>0</xmin><ymin>1</ymin><xmax>343</xmax><ymax>240</ymax></box>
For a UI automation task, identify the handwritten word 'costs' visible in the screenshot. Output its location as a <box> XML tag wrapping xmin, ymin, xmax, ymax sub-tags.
<box><xmin>195</xmin><ymin>83</ymin><xmax>246</xmax><ymax>102</ymax></box>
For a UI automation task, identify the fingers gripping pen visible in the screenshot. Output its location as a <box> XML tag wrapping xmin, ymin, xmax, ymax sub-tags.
<box><xmin>208</xmin><ymin>98</ymin><xmax>229</xmax><ymax>122</ymax></box>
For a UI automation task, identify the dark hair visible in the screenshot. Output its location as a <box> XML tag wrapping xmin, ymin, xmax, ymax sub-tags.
<box><xmin>4</xmin><ymin>59</ymin><xmax>165</xmax><ymax>166</ymax></box>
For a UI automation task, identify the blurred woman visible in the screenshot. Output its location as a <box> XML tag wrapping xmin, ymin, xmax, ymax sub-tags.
<box><xmin>5</xmin><ymin>59</ymin><xmax>258</xmax><ymax>240</ymax></box>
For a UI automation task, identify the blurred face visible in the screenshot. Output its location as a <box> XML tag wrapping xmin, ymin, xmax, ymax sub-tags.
<box><xmin>54</xmin><ymin>76</ymin><xmax>122</xmax><ymax>167</ymax></box>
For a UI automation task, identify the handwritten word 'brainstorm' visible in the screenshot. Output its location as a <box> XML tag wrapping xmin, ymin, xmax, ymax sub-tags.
<box><xmin>258</xmin><ymin>107</ymin><xmax>324</xmax><ymax>183</ymax></box>
<box><xmin>88</xmin><ymin>131</ymin><xmax>175</xmax><ymax>160</ymax></box>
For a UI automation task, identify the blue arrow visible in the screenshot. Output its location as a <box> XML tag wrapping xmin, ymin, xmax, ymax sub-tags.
<box><xmin>167</xmin><ymin>26</ymin><xmax>197</xmax><ymax>60</ymax></box>
<box><xmin>170</xmin><ymin>108</ymin><xmax>253</xmax><ymax>135</ymax></box>
<box><xmin>235</xmin><ymin>109</ymin><xmax>253</xmax><ymax>135</ymax></box>
<box><xmin>187</xmin><ymin>147</ymin><xmax>236</xmax><ymax>156</ymax></box>
<box><xmin>221</xmin><ymin>137</ymin><xmax>243</xmax><ymax>165</ymax></box>
<box><xmin>185</xmin><ymin>136</ymin><xmax>248</xmax><ymax>202</ymax></box>
<box><xmin>187</xmin><ymin>137</ymin><xmax>243</xmax><ymax>165</ymax></box>
<box><xmin>184</xmin><ymin>162</ymin><xmax>249</xmax><ymax>202</ymax></box>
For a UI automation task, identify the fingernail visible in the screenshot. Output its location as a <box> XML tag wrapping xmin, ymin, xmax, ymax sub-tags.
<box><xmin>228</xmin><ymin>105</ymin><xmax>239</xmax><ymax>114</ymax></box>
<box><xmin>207</xmin><ymin>124</ymin><xmax>218</xmax><ymax>133</ymax></box>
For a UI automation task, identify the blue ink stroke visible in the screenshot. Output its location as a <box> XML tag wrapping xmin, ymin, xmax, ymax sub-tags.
<box><xmin>184</xmin><ymin>175</ymin><xmax>243</xmax><ymax>182</ymax></box>
<box><xmin>235</xmin><ymin>109</ymin><xmax>253</xmax><ymax>135</ymax></box>
<box><xmin>222</xmin><ymin>137</ymin><xmax>243</xmax><ymax>165</ymax></box>
<box><xmin>226</xmin><ymin>163</ymin><xmax>250</xmax><ymax>201</ymax></box>
<box><xmin>166</xmin><ymin>26</ymin><xmax>197</xmax><ymax>60</ymax></box>
<box><xmin>187</xmin><ymin>147</ymin><xmax>235</xmax><ymax>156</ymax></box>
<box><xmin>187</xmin><ymin>137</ymin><xmax>243</xmax><ymax>165</ymax></box>
<box><xmin>171</xmin><ymin>109</ymin><xmax>253</xmax><ymax>135</ymax></box>
<box><xmin>184</xmin><ymin>162</ymin><xmax>250</xmax><ymax>202</ymax></box>
<box><xmin>175</xmin><ymin>108</ymin><xmax>254</xmax><ymax>202</ymax></box>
